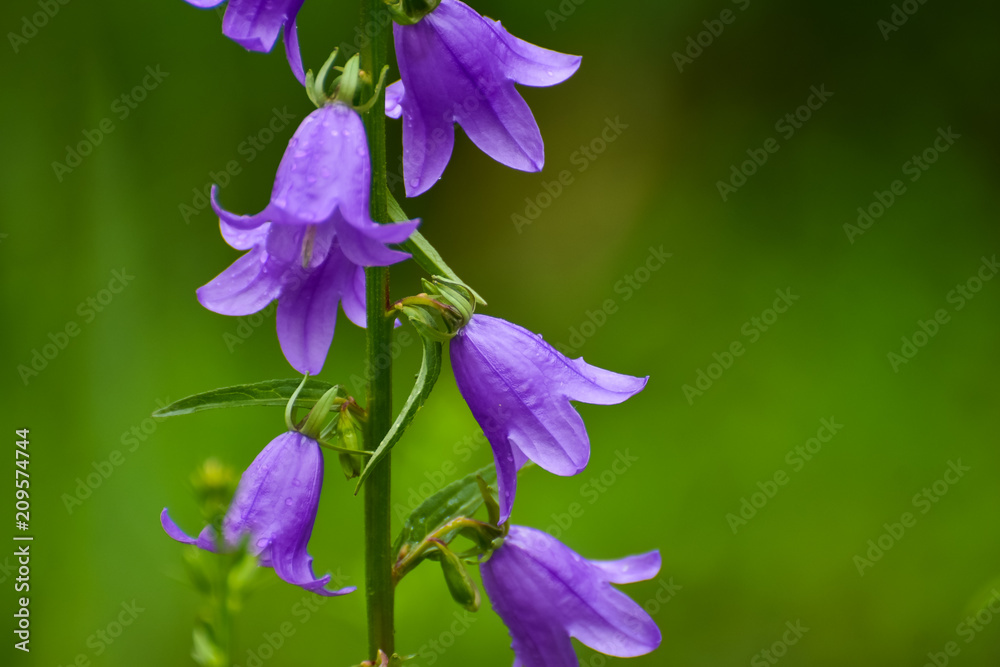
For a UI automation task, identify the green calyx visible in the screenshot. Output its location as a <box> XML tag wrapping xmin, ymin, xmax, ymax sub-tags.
<box><xmin>384</xmin><ymin>0</ymin><xmax>440</xmax><ymax>25</ymax></box>
<box><xmin>305</xmin><ymin>50</ymin><xmax>390</xmax><ymax>112</ymax></box>
<box><xmin>394</xmin><ymin>277</ymin><xmax>476</xmax><ymax>342</ymax></box>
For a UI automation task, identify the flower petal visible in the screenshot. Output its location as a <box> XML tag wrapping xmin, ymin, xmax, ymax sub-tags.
<box><xmin>211</xmin><ymin>185</ymin><xmax>272</xmax><ymax>230</ymax></box>
<box><xmin>283</xmin><ymin>15</ymin><xmax>306</xmax><ymax>85</ymax></box>
<box><xmin>332</xmin><ymin>211</ymin><xmax>417</xmax><ymax>267</ymax></box>
<box><xmin>185</xmin><ymin>0</ymin><xmax>225</xmax><ymax>8</ymax></box>
<box><xmin>275</xmin><ymin>259</ymin><xmax>346</xmax><ymax>375</ymax></box>
<box><xmin>385</xmin><ymin>80</ymin><xmax>405</xmax><ymax>119</ymax></box>
<box><xmin>160</xmin><ymin>508</ymin><xmax>218</xmax><ymax>552</ymax></box>
<box><xmin>340</xmin><ymin>262</ymin><xmax>367</xmax><ymax>328</ymax></box>
<box><xmin>197</xmin><ymin>246</ymin><xmax>284</xmax><ymax>316</ymax></box>
<box><xmin>590</xmin><ymin>551</ymin><xmax>661</xmax><ymax>585</ymax></box>
<box><xmin>272</xmin><ymin>544</ymin><xmax>357</xmax><ymax>597</ymax></box>
<box><xmin>454</xmin><ymin>81</ymin><xmax>544</xmax><ymax>173</ymax></box>
<box><xmin>222</xmin><ymin>0</ymin><xmax>303</xmax><ymax>53</ymax></box>
<box><xmin>488</xmin><ymin>20</ymin><xmax>581</xmax><ymax>87</ymax></box>
<box><xmin>220</xmin><ymin>219</ymin><xmax>270</xmax><ymax>251</ymax></box>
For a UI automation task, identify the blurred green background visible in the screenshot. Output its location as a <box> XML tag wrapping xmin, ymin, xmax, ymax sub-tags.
<box><xmin>2</xmin><ymin>0</ymin><xmax>998</xmax><ymax>665</ymax></box>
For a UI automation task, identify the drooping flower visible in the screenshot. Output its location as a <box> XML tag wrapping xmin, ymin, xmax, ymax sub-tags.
<box><xmin>183</xmin><ymin>0</ymin><xmax>307</xmax><ymax>84</ymax></box>
<box><xmin>161</xmin><ymin>431</ymin><xmax>355</xmax><ymax>597</ymax></box>
<box><xmin>449</xmin><ymin>315</ymin><xmax>647</xmax><ymax>523</ymax></box>
<box><xmin>386</xmin><ymin>0</ymin><xmax>582</xmax><ymax>196</ymax></box>
<box><xmin>199</xmin><ymin>103</ymin><xmax>418</xmax><ymax>374</ymax></box>
<box><xmin>480</xmin><ymin>526</ymin><xmax>662</xmax><ymax>667</ymax></box>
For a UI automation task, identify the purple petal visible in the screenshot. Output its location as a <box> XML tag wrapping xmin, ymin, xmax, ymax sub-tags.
<box><xmin>211</xmin><ymin>185</ymin><xmax>272</xmax><ymax>230</ymax></box>
<box><xmin>222</xmin><ymin>0</ymin><xmax>304</xmax><ymax>53</ymax></box>
<box><xmin>185</xmin><ymin>0</ymin><xmax>225</xmax><ymax>7</ymax></box>
<box><xmin>160</xmin><ymin>509</ymin><xmax>218</xmax><ymax>552</ymax></box>
<box><xmin>340</xmin><ymin>263</ymin><xmax>367</xmax><ymax>328</ymax></box>
<box><xmin>275</xmin><ymin>259</ymin><xmax>345</xmax><ymax>375</ymax></box>
<box><xmin>454</xmin><ymin>80</ymin><xmax>544</xmax><ymax>172</ymax></box>
<box><xmin>269</xmin><ymin>105</ymin><xmax>370</xmax><ymax>227</ymax></box>
<box><xmin>332</xmin><ymin>210</ymin><xmax>417</xmax><ymax>267</ymax></box>
<box><xmin>223</xmin><ymin>432</ymin><xmax>351</xmax><ymax>595</ymax></box>
<box><xmin>220</xmin><ymin>219</ymin><xmax>270</xmax><ymax>251</ymax></box>
<box><xmin>385</xmin><ymin>80</ymin><xmax>405</xmax><ymax>119</ymax></box>
<box><xmin>482</xmin><ymin>527</ymin><xmax>661</xmax><ymax>665</ymax></box>
<box><xmin>283</xmin><ymin>15</ymin><xmax>306</xmax><ymax>85</ymax></box>
<box><xmin>590</xmin><ymin>551</ymin><xmax>661</xmax><ymax>585</ymax></box>
<box><xmin>197</xmin><ymin>246</ymin><xmax>284</xmax><ymax>316</ymax></box>
<box><xmin>487</xmin><ymin>20</ymin><xmax>581</xmax><ymax>87</ymax></box>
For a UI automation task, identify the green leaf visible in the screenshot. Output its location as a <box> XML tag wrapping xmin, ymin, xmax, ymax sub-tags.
<box><xmin>388</xmin><ymin>189</ymin><xmax>487</xmax><ymax>307</ymax></box>
<box><xmin>355</xmin><ymin>333</ymin><xmax>443</xmax><ymax>492</ymax></box>
<box><xmin>153</xmin><ymin>379</ymin><xmax>346</xmax><ymax>418</ymax></box>
<box><xmin>394</xmin><ymin>463</ymin><xmax>497</xmax><ymax>555</ymax></box>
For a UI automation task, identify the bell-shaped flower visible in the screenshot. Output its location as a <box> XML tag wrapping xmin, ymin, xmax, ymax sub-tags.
<box><xmin>183</xmin><ymin>0</ymin><xmax>307</xmax><ymax>84</ymax></box>
<box><xmin>480</xmin><ymin>526</ymin><xmax>662</xmax><ymax>666</ymax></box>
<box><xmin>386</xmin><ymin>0</ymin><xmax>581</xmax><ymax>196</ymax></box>
<box><xmin>161</xmin><ymin>431</ymin><xmax>355</xmax><ymax>597</ymax></box>
<box><xmin>449</xmin><ymin>315</ymin><xmax>647</xmax><ymax>523</ymax></box>
<box><xmin>199</xmin><ymin>103</ymin><xmax>418</xmax><ymax>374</ymax></box>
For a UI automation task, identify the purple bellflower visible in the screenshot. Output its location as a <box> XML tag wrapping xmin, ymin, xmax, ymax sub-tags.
<box><xmin>199</xmin><ymin>103</ymin><xmax>419</xmax><ymax>374</ymax></box>
<box><xmin>184</xmin><ymin>0</ymin><xmax>307</xmax><ymax>84</ymax></box>
<box><xmin>161</xmin><ymin>431</ymin><xmax>355</xmax><ymax>597</ymax></box>
<box><xmin>450</xmin><ymin>315</ymin><xmax>647</xmax><ymax>523</ymax></box>
<box><xmin>481</xmin><ymin>526</ymin><xmax>662</xmax><ymax>666</ymax></box>
<box><xmin>386</xmin><ymin>0</ymin><xmax>582</xmax><ymax>197</ymax></box>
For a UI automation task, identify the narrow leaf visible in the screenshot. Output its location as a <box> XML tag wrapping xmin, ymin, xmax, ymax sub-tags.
<box><xmin>355</xmin><ymin>334</ymin><xmax>443</xmax><ymax>492</ymax></box>
<box><xmin>388</xmin><ymin>189</ymin><xmax>487</xmax><ymax>306</ymax></box>
<box><xmin>394</xmin><ymin>463</ymin><xmax>498</xmax><ymax>554</ymax></box>
<box><xmin>153</xmin><ymin>379</ymin><xmax>346</xmax><ymax>418</ymax></box>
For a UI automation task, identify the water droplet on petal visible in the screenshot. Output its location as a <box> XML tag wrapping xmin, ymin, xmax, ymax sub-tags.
<box><xmin>546</xmin><ymin>70</ymin><xmax>554</xmax><ymax>77</ymax></box>
<box><xmin>256</xmin><ymin>538</ymin><xmax>269</xmax><ymax>548</ymax></box>
<box><xmin>285</xmin><ymin>497</ymin><xmax>295</xmax><ymax>506</ymax></box>
<box><xmin>409</xmin><ymin>178</ymin><xmax>420</xmax><ymax>188</ymax></box>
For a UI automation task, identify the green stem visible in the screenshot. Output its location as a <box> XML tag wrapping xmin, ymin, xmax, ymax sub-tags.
<box><xmin>360</xmin><ymin>0</ymin><xmax>394</xmax><ymax>658</ymax></box>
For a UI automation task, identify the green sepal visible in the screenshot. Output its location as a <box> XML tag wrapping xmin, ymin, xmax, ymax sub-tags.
<box><xmin>384</xmin><ymin>0</ymin><xmax>441</xmax><ymax>25</ymax></box>
<box><xmin>191</xmin><ymin>624</ymin><xmax>226</xmax><ymax>667</ymax></box>
<box><xmin>387</xmin><ymin>190</ymin><xmax>487</xmax><ymax>307</ymax></box>
<box><xmin>435</xmin><ymin>541</ymin><xmax>481</xmax><ymax>612</ymax></box>
<box><xmin>355</xmin><ymin>332</ymin><xmax>442</xmax><ymax>492</ymax></box>
<box><xmin>153</xmin><ymin>379</ymin><xmax>347</xmax><ymax>418</ymax></box>
<box><xmin>394</xmin><ymin>464</ymin><xmax>497</xmax><ymax>555</ymax></box>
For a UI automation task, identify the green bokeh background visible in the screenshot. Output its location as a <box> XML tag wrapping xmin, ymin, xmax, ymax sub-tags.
<box><xmin>2</xmin><ymin>0</ymin><xmax>998</xmax><ymax>665</ymax></box>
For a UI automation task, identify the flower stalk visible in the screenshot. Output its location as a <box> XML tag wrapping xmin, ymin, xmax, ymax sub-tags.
<box><xmin>360</xmin><ymin>0</ymin><xmax>395</xmax><ymax>657</ymax></box>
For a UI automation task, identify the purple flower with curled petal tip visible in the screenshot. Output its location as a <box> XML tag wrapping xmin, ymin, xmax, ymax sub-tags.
<box><xmin>481</xmin><ymin>526</ymin><xmax>662</xmax><ymax>667</ymax></box>
<box><xmin>212</xmin><ymin>103</ymin><xmax>419</xmax><ymax>269</ymax></box>
<box><xmin>450</xmin><ymin>315</ymin><xmax>647</xmax><ymax>523</ymax></box>
<box><xmin>386</xmin><ymin>0</ymin><xmax>581</xmax><ymax>196</ymax></box>
<box><xmin>184</xmin><ymin>0</ymin><xmax>307</xmax><ymax>84</ymax></box>
<box><xmin>161</xmin><ymin>431</ymin><xmax>355</xmax><ymax>597</ymax></box>
<box><xmin>200</xmin><ymin>103</ymin><xmax>418</xmax><ymax>374</ymax></box>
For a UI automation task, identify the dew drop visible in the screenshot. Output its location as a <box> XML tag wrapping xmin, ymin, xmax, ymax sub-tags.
<box><xmin>409</xmin><ymin>178</ymin><xmax>420</xmax><ymax>188</ymax></box>
<box><xmin>285</xmin><ymin>497</ymin><xmax>295</xmax><ymax>506</ymax></box>
<box><xmin>256</xmin><ymin>538</ymin><xmax>269</xmax><ymax>548</ymax></box>
<box><xmin>546</xmin><ymin>70</ymin><xmax>554</xmax><ymax>77</ymax></box>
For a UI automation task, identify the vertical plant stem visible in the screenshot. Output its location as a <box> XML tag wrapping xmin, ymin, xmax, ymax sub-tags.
<box><xmin>360</xmin><ymin>0</ymin><xmax>394</xmax><ymax>658</ymax></box>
